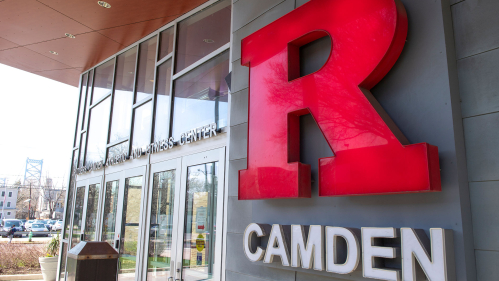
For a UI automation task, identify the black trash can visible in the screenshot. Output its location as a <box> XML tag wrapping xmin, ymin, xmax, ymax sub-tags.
<box><xmin>66</xmin><ymin>241</ymin><xmax>119</xmax><ymax>281</ymax></box>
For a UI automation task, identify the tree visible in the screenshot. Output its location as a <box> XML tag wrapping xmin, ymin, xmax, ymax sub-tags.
<box><xmin>39</xmin><ymin>172</ymin><xmax>66</xmax><ymax>219</ymax></box>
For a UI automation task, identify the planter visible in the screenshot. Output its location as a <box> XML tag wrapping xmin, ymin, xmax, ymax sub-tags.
<box><xmin>39</xmin><ymin>256</ymin><xmax>58</xmax><ymax>281</ymax></box>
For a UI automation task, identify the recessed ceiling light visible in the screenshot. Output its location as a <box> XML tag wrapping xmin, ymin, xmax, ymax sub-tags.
<box><xmin>49</xmin><ymin>51</ymin><xmax>59</xmax><ymax>55</ymax></box>
<box><xmin>97</xmin><ymin>1</ymin><xmax>111</xmax><ymax>8</ymax></box>
<box><xmin>203</xmin><ymin>39</ymin><xmax>215</xmax><ymax>43</ymax></box>
<box><xmin>65</xmin><ymin>33</ymin><xmax>76</xmax><ymax>39</ymax></box>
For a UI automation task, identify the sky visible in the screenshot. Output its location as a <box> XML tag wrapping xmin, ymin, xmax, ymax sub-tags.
<box><xmin>0</xmin><ymin>64</ymin><xmax>78</xmax><ymax>187</ymax></box>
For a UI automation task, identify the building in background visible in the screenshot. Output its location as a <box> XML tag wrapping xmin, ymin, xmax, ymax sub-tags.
<box><xmin>37</xmin><ymin>188</ymin><xmax>66</xmax><ymax>219</ymax></box>
<box><xmin>1</xmin><ymin>0</ymin><xmax>499</xmax><ymax>281</ymax></box>
<box><xmin>0</xmin><ymin>187</ymin><xmax>18</xmax><ymax>220</ymax></box>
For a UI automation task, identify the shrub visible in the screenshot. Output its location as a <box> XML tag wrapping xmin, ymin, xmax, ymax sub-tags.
<box><xmin>0</xmin><ymin>243</ymin><xmax>45</xmax><ymax>270</ymax></box>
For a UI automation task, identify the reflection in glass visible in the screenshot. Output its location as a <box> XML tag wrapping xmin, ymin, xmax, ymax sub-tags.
<box><xmin>132</xmin><ymin>101</ymin><xmax>152</xmax><ymax>150</ymax></box>
<box><xmin>154</xmin><ymin>60</ymin><xmax>172</xmax><ymax>142</ymax></box>
<box><xmin>172</xmin><ymin>51</ymin><xmax>229</xmax><ymax>141</ymax></box>
<box><xmin>110</xmin><ymin>48</ymin><xmax>136</xmax><ymax>142</ymax></box>
<box><xmin>79</xmin><ymin>133</ymin><xmax>86</xmax><ymax>168</ymax></box>
<box><xmin>119</xmin><ymin>176</ymin><xmax>143</xmax><ymax>281</ymax></box>
<box><xmin>102</xmin><ymin>180</ymin><xmax>119</xmax><ymax>245</ymax></box>
<box><xmin>84</xmin><ymin>184</ymin><xmax>100</xmax><ymax>241</ymax></box>
<box><xmin>108</xmin><ymin>142</ymin><xmax>129</xmax><ymax>160</ymax></box>
<box><xmin>175</xmin><ymin>0</ymin><xmax>231</xmax><ymax>73</ymax></box>
<box><xmin>71</xmin><ymin>186</ymin><xmax>85</xmax><ymax>248</ymax></box>
<box><xmin>136</xmin><ymin>37</ymin><xmax>157</xmax><ymax>102</ymax></box>
<box><xmin>158</xmin><ymin>27</ymin><xmax>174</xmax><ymax>61</ymax></box>
<box><xmin>86</xmin><ymin>97</ymin><xmax>111</xmax><ymax>164</ymax></box>
<box><xmin>182</xmin><ymin>162</ymin><xmax>218</xmax><ymax>281</ymax></box>
<box><xmin>147</xmin><ymin>170</ymin><xmax>175</xmax><ymax>281</ymax></box>
<box><xmin>84</xmin><ymin>69</ymin><xmax>94</xmax><ymax>130</ymax></box>
<box><xmin>93</xmin><ymin>59</ymin><xmax>115</xmax><ymax>104</ymax></box>
<box><xmin>58</xmin><ymin>242</ymin><xmax>68</xmax><ymax>281</ymax></box>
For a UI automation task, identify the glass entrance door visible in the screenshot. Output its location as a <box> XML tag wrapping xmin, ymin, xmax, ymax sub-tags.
<box><xmin>103</xmin><ymin>166</ymin><xmax>148</xmax><ymax>281</ymax></box>
<box><xmin>72</xmin><ymin>176</ymin><xmax>102</xmax><ymax>247</ymax></box>
<box><xmin>143</xmin><ymin>158</ymin><xmax>181</xmax><ymax>281</ymax></box>
<box><xmin>174</xmin><ymin>148</ymin><xmax>226</xmax><ymax>281</ymax></box>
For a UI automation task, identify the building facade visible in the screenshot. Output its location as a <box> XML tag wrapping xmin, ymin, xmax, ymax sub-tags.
<box><xmin>37</xmin><ymin>188</ymin><xmax>66</xmax><ymax>219</ymax></box>
<box><xmin>53</xmin><ymin>0</ymin><xmax>499</xmax><ymax>281</ymax></box>
<box><xmin>1</xmin><ymin>187</ymin><xmax>18</xmax><ymax>220</ymax></box>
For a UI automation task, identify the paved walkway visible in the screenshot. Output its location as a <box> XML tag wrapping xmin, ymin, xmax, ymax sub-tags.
<box><xmin>0</xmin><ymin>236</ymin><xmax>52</xmax><ymax>243</ymax></box>
<box><xmin>0</xmin><ymin>274</ymin><xmax>42</xmax><ymax>281</ymax></box>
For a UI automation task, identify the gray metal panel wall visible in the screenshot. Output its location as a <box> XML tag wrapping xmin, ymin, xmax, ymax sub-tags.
<box><xmin>451</xmin><ymin>0</ymin><xmax>499</xmax><ymax>280</ymax></box>
<box><xmin>227</xmin><ymin>0</ymin><xmax>477</xmax><ymax>280</ymax></box>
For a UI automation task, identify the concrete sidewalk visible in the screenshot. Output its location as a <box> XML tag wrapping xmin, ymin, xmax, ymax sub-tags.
<box><xmin>0</xmin><ymin>274</ymin><xmax>42</xmax><ymax>280</ymax></box>
<box><xmin>0</xmin><ymin>237</ymin><xmax>52</xmax><ymax>244</ymax></box>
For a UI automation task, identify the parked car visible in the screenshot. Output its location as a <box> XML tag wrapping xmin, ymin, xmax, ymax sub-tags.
<box><xmin>46</xmin><ymin>220</ymin><xmax>57</xmax><ymax>231</ymax></box>
<box><xmin>52</xmin><ymin>220</ymin><xmax>63</xmax><ymax>231</ymax></box>
<box><xmin>34</xmin><ymin>220</ymin><xmax>50</xmax><ymax>231</ymax></box>
<box><xmin>1</xmin><ymin>219</ymin><xmax>23</xmax><ymax>238</ymax></box>
<box><xmin>25</xmin><ymin>220</ymin><xmax>34</xmax><ymax>230</ymax></box>
<box><xmin>30</xmin><ymin>223</ymin><xmax>49</xmax><ymax>237</ymax></box>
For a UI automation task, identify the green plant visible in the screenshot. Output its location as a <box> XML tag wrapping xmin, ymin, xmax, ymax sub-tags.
<box><xmin>46</xmin><ymin>234</ymin><xmax>60</xmax><ymax>257</ymax></box>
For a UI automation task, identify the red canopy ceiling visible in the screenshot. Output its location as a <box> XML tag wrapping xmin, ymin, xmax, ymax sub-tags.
<box><xmin>0</xmin><ymin>0</ymin><xmax>208</xmax><ymax>87</ymax></box>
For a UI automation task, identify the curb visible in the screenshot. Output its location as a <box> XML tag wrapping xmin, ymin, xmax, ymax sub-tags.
<box><xmin>0</xmin><ymin>274</ymin><xmax>42</xmax><ymax>280</ymax></box>
<box><xmin>0</xmin><ymin>242</ymin><xmax>46</xmax><ymax>244</ymax></box>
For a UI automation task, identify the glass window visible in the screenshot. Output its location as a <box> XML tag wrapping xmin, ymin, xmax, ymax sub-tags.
<box><xmin>8</xmin><ymin>192</ymin><xmax>12</xmax><ymax>197</ymax></box>
<box><xmin>79</xmin><ymin>133</ymin><xmax>86</xmax><ymax>167</ymax></box>
<box><xmin>93</xmin><ymin>60</ymin><xmax>115</xmax><ymax>104</ymax></box>
<box><xmin>158</xmin><ymin>27</ymin><xmax>174</xmax><ymax>61</ymax></box>
<box><xmin>154</xmin><ymin>60</ymin><xmax>172</xmax><ymax>142</ymax></box>
<box><xmin>175</xmin><ymin>0</ymin><xmax>231</xmax><ymax>73</ymax></box>
<box><xmin>119</xmin><ymin>176</ymin><xmax>144</xmax><ymax>280</ymax></box>
<box><xmin>59</xmin><ymin>242</ymin><xmax>68</xmax><ymax>281</ymax></box>
<box><xmin>0</xmin><ymin>202</ymin><xmax>3</xmax><ymax>207</ymax></box>
<box><xmin>71</xmin><ymin>186</ymin><xmax>85</xmax><ymax>248</ymax></box>
<box><xmin>181</xmin><ymin>162</ymin><xmax>218</xmax><ymax>281</ymax></box>
<box><xmin>108</xmin><ymin>142</ymin><xmax>129</xmax><ymax>160</ymax></box>
<box><xmin>84</xmin><ymin>184</ymin><xmax>100</xmax><ymax>241</ymax></box>
<box><xmin>136</xmin><ymin>37</ymin><xmax>157</xmax><ymax>102</ymax></box>
<box><xmin>7</xmin><ymin>202</ymin><xmax>10</xmax><ymax>207</ymax></box>
<box><xmin>76</xmin><ymin>73</ymin><xmax>88</xmax><ymax>136</ymax></box>
<box><xmin>110</xmin><ymin>48</ymin><xmax>137</xmax><ymax>142</ymax></box>
<box><xmin>72</xmin><ymin>149</ymin><xmax>79</xmax><ymax>170</ymax></box>
<box><xmin>86</xmin><ymin>97</ymin><xmax>111</xmax><ymax>164</ymax></box>
<box><xmin>146</xmin><ymin>170</ymin><xmax>176</xmax><ymax>281</ymax></box>
<box><xmin>1</xmin><ymin>191</ymin><xmax>3</xmax><ymax>197</ymax></box>
<box><xmin>84</xmin><ymin>69</ymin><xmax>94</xmax><ymax>130</ymax></box>
<box><xmin>102</xmin><ymin>180</ymin><xmax>119</xmax><ymax>245</ymax></box>
<box><xmin>64</xmin><ymin>167</ymin><xmax>76</xmax><ymax>240</ymax></box>
<box><xmin>132</xmin><ymin>101</ymin><xmax>152</xmax><ymax>150</ymax></box>
<box><xmin>171</xmin><ymin>51</ymin><xmax>229</xmax><ymax>141</ymax></box>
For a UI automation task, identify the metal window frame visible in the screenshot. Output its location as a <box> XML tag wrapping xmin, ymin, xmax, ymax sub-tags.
<box><xmin>61</xmin><ymin>1</ymin><xmax>231</xmax><ymax>280</ymax></box>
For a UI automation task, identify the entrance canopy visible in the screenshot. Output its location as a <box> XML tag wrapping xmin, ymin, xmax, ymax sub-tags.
<box><xmin>0</xmin><ymin>0</ymin><xmax>208</xmax><ymax>86</ymax></box>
